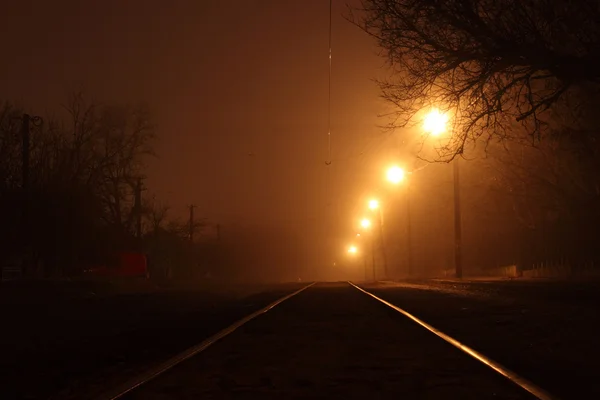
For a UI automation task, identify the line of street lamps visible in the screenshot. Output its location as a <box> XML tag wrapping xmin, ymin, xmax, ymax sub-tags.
<box><xmin>346</xmin><ymin>108</ymin><xmax>463</xmax><ymax>281</ymax></box>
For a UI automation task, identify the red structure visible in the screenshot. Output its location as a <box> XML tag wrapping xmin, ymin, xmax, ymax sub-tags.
<box><xmin>86</xmin><ymin>252</ymin><xmax>148</xmax><ymax>278</ymax></box>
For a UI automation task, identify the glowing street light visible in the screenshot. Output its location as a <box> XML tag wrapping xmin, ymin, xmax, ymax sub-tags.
<box><xmin>368</xmin><ymin>198</ymin><xmax>388</xmax><ymax>279</ymax></box>
<box><xmin>422</xmin><ymin>107</ymin><xmax>463</xmax><ymax>279</ymax></box>
<box><xmin>423</xmin><ymin>108</ymin><xmax>448</xmax><ymax>137</ymax></box>
<box><xmin>387</xmin><ymin>166</ymin><xmax>405</xmax><ymax>184</ymax></box>
<box><xmin>348</xmin><ymin>245</ymin><xmax>358</xmax><ymax>254</ymax></box>
<box><xmin>385</xmin><ymin>163</ymin><xmax>412</xmax><ymax>277</ymax></box>
<box><xmin>368</xmin><ymin>199</ymin><xmax>379</xmax><ymax>210</ymax></box>
<box><xmin>359</xmin><ymin>217</ymin><xmax>376</xmax><ymax>280</ymax></box>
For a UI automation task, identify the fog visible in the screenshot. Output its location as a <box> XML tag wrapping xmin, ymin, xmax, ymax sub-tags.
<box><xmin>3</xmin><ymin>1</ymin><xmax>598</xmax><ymax>283</ymax></box>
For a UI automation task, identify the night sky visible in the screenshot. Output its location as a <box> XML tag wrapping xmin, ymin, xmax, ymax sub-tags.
<box><xmin>2</xmin><ymin>0</ymin><xmax>451</xmax><ymax>276</ymax></box>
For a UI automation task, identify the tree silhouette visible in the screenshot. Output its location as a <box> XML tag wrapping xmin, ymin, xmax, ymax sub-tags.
<box><xmin>0</xmin><ymin>94</ymin><xmax>156</xmax><ymax>276</ymax></box>
<box><xmin>353</xmin><ymin>0</ymin><xmax>600</xmax><ymax>159</ymax></box>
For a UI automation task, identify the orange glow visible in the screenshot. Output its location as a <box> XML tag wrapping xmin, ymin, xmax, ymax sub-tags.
<box><xmin>348</xmin><ymin>245</ymin><xmax>358</xmax><ymax>254</ymax></box>
<box><xmin>387</xmin><ymin>166</ymin><xmax>405</xmax><ymax>184</ymax></box>
<box><xmin>360</xmin><ymin>218</ymin><xmax>371</xmax><ymax>229</ymax></box>
<box><xmin>368</xmin><ymin>199</ymin><xmax>379</xmax><ymax>210</ymax></box>
<box><xmin>423</xmin><ymin>109</ymin><xmax>448</xmax><ymax>136</ymax></box>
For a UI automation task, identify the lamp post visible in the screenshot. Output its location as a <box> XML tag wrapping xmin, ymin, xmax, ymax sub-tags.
<box><xmin>360</xmin><ymin>218</ymin><xmax>375</xmax><ymax>280</ymax></box>
<box><xmin>453</xmin><ymin>158</ymin><xmax>463</xmax><ymax>278</ymax></box>
<box><xmin>405</xmin><ymin>181</ymin><xmax>413</xmax><ymax>277</ymax></box>
<box><xmin>355</xmin><ymin>233</ymin><xmax>367</xmax><ymax>281</ymax></box>
<box><xmin>368</xmin><ymin>199</ymin><xmax>388</xmax><ymax>279</ymax></box>
<box><xmin>423</xmin><ymin>109</ymin><xmax>462</xmax><ymax>279</ymax></box>
<box><xmin>348</xmin><ymin>243</ymin><xmax>366</xmax><ymax>281</ymax></box>
<box><xmin>386</xmin><ymin>166</ymin><xmax>412</xmax><ymax>277</ymax></box>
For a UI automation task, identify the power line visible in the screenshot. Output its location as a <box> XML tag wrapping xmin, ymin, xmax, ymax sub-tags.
<box><xmin>325</xmin><ymin>0</ymin><xmax>333</xmax><ymax>208</ymax></box>
<box><xmin>327</xmin><ymin>0</ymin><xmax>332</xmax><ymax>167</ymax></box>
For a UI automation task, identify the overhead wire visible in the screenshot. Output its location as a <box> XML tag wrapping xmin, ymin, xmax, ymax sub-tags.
<box><xmin>325</xmin><ymin>0</ymin><xmax>332</xmax><ymax>207</ymax></box>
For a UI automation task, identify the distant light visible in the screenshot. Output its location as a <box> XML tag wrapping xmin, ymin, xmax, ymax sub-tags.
<box><xmin>387</xmin><ymin>166</ymin><xmax>405</xmax><ymax>184</ymax></box>
<box><xmin>356</xmin><ymin>233</ymin><xmax>361</xmax><ymax>237</ymax></box>
<box><xmin>348</xmin><ymin>246</ymin><xmax>358</xmax><ymax>254</ymax></box>
<box><xmin>360</xmin><ymin>218</ymin><xmax>371</xmax><ymax>229</ymax></box>
<box><xmin>368</xmin><ymin>199</ymin><xmax>379</xmax><ymax>210</ymax></box>
<box><xmin>423</xmin><ymin>109</ymin><xmax>448</xmax><ymax>137</ymax></box>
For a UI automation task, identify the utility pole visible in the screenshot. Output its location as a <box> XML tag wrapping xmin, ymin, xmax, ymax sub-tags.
<box><xmin>21</xmin><ymin>114</ymin><xmax>31</xmax><ymax>272</ymax></box>
<box><xmin>453</xmin><ymin>158</ymin><xmax>463</xmax><ymax>279</ymax></box>
<box><xmin>188</xmin><ymin>204</ymin><xmax>196</xmax><ymax>242</ymax></box>
<box><xmin>406</xmin><ymin>181</ymin><xmax>413</xmax><ymax>277</ymax></box>
<box><xmin>19</xmin><ymin>113</ymin><xmax>42</xmax><ymax>278</ymax></box>
<box><xmin>134</xmin><ymin>178</ymin><xmax>143</xmax><ymax>240</ymax></box>
<box><xmin>22</xmin><ymin>114</ymin><xmax>30</xmax><ymax>192</ymax></box>
<box><xmin>371</xmin><ymin>233</ymin><xmax>376</xmax><ymax>281</ymax></box>
<box><xmin>216</xmin><ymin>223</ymin><xmax>221</xmax><ymax>242</ymax></box>
<box><xmin>21</xmin><ymin>114</ymin><xmax>31</xmax><ymax>278</ymax></box>
<box><xmin>377</xmin><ymin>208</ymin><xmax>389</xmax><ymax>279</ymax></box>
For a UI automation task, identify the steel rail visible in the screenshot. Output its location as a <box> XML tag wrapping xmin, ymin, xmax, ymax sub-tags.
<box><xmin>95</xmin><ymin>282</ymin><xmax>316</xmax><ymax>400</ymax></box>
<box><xmin>349</xmin><ymin>281</ymin><xmax>560</xmax><ymax>400</ymax></box>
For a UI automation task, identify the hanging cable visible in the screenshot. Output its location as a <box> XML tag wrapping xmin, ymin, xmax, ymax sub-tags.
<box><xmin>325</xmin><ymin>0</ymin><xmax>333</xmax><ymax>208</ymax></box>
<box><xmin>327</xmin><ymin>0</ymin><xmax>332</xmax><ymax>167</ymax></box>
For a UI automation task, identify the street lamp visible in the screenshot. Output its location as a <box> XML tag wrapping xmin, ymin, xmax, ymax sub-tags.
<box><xmin>423</xmin><ymin>108</ymin><xmax>448</xmax><ymax>137</ymax></box>
<box><xmin>353</xmin><ymin>233</ymin><xmax>369</xmax><ymax>281</ymax></box>
<box><xmin>368</xmin><ymin>198</ymin><xmax>388</xmax><ymax>279</ymax></box>
<box><xmin>422</xmin><ymin>108</ymin><xmax>462</xmax><ymax>279</ymax></box>
<box><xmin>385</xmin><ymin>165</ymin><xmax>414</xmax><ymax>278</ymax></box>
<box><xmin>348</xmin><ymin>244</ymin><xmax>367</xmax><ymax>282</ymax></box>
<box><xmin>387</xmin><ymin>166</ymin><xmax>405</xmax><ymax>184</ymax></box>
<box><xmin>360</xmin><ymin>218</ymin><xmax>376</xmax><ymax>281</ymax></box>
<box><xmin>368</xmin><ymin>199</ymin><xmax>379</xmax><ymax>210</ymax></box>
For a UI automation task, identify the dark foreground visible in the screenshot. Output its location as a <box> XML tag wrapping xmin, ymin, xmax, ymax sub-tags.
<box><xmin>121</xmin><ymin>283</ymin><xmax>535</xmax><ymax>399</ymax></box>
<box><xmin>0</xmin><ymin>280</ymin><xmax>306</xmax><ymax>400</ymax></box>
<box><xmin>3</xmin><ymin>279</ymin><xmax>596</xmax><ymax>399</ymax></box>
<box><xmin>366</xmin><ymin>279</ymin><xmax>600</xmax><ymax>399</ymax></box>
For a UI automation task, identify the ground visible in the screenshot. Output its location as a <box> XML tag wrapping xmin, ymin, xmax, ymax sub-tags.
<box><xmin>0</xmin><ymin>279</ymin><xmax>305</xmax><ymax>400</ymax></box>
<box><xmin>122</xmin><ymin>283</ymin><xmax>535</xmax><ymax>400</ymax></box>
<box><xmin>1</xmin><ymin>278</ymin><xmax>597</xmax><ymax>399</ymax></box>
<box><xmin>366</xmin><ymin>279</ymin><xmax>600</xmax><ymax>399</ymax></box>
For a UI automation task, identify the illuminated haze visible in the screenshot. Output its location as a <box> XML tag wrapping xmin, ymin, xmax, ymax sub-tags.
<box><xmin>1</xmin><ymin>0</ymin><xmax>472</xmax><ymax>281</ymax></box>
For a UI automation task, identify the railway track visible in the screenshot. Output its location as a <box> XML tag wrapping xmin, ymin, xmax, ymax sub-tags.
<box><xmin>93</xmin><ymin>282</ymin><xmax>558</xmax><ymax>400</ymax></box>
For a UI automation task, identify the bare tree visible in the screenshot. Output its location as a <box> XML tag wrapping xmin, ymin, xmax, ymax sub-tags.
<box><xmin>0</xmin><ymin>93</ymin><xmax>156</xmax><ymax>276</ymax></box>
<box><xmin>144</xmin><ymin>194</ymin><xmax>170</xmax><ymax>235</ymax></box>
<box><xmin>353</xmin><ymin>0</ymin><xmax>600</xmax><ymax>159</ymax></box>
<box><xmin>471</xmin><ymin>132</ymin><xmax>600</xmax><ymax>266</ymax></box>
<box><xmin>61</xmin><ymin>94</ymin><xmax>155</xmax><ymax>234</ymax></box>
<box><xmin>479</xmin><ymin>121</ymin><xmax>600</xmax><ymax>222</ymax></box>
<box><xmin>0</xmin><ymin>102</ymin><xmax>24</xmax><ymax>190</ymax></box>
